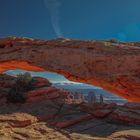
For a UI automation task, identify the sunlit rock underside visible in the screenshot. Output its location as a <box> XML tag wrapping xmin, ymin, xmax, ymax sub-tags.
<box><xmin>0</xmin><ymin>37</ymin><xmax>140</xmax><ymax>102</ymax></box>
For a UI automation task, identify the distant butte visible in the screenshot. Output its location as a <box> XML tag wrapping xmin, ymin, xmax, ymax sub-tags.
<box><xmin>0</xmin><ymin>37</ymin><xmax>140</xmax><ymax>102</ymax></box>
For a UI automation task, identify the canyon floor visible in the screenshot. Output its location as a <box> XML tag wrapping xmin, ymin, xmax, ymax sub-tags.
<box><xmin>0</xmin><ymin>102</ymin><xmax>140</xmax><ymax>140</ymax></box>
<box><xmin>0</xmin><ymin>74</ymin><xmax>140</xmax><ymax>140</ymax></box>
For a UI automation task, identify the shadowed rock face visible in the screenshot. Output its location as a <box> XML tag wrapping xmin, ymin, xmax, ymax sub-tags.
<box><xmin>0</xmin><ymin>37</ymin><xmax>140</xmax><ymax>102</ymax></box>
<box><xmin>0</xmin><ymin>74</ymin><xmax>140</xmax><ymax>140</ymax></box>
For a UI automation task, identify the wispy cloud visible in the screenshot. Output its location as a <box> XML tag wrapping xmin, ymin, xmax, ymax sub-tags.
<box><xmin>44</xmin><ymin>0</ymin><xmax>63</xmax><ymax>37</ymax></box>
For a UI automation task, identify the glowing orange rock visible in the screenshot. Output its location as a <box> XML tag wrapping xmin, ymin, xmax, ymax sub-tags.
<box><xmin>0</xmin><ymin>37</ymin><xmax>140</xmax><ymax>102</ymax></box>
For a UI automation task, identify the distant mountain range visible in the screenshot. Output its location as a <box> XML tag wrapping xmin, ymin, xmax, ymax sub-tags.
<box><xmin>53</xmin><ymin>82</ymin><xmax>128</xmax><ymax>105</ymax></box>
<box><xmin>6</xmin><ymin>70</ymin><xmax>127</xmax><ymax>104</ymax></box>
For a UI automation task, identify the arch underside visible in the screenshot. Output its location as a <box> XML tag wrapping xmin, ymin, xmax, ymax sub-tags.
<box><xmin>0</xmin><ymin>60</ymin><xmax>139</xmax><ymax>103</ymax></box>
<box><xmin>0</xmin><ymin>38</ymin><xmax>140</xmax><ymax>102</ymax></box>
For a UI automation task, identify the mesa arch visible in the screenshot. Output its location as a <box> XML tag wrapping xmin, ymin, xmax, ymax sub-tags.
<box><xmin>0</xmin><ymin>37</ymin><xmax>140</xmax><ymax>102</ymax></box>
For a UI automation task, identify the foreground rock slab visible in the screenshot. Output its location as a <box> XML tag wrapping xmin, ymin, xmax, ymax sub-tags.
<box><xmin>0</xmin><ymin>101</ymin><xmax>140</xmax><ymax>140</ymax></box>
<box><xmin>0</xmin><ymin>74</ymin><xmax>140</xmax><ymax>140</ymax></box>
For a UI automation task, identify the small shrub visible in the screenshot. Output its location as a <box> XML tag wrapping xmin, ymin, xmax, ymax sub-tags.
<box><xmin>7</xmin><ymin>87</ymin><xmax>26</xmax><ymax>103</ymax></box>
<box><xmin>7</xmin><ymin>72</ymin><xmax>35</xmax><ymax>103</ymax></box>
<box><xmin>16</xmin><ymin>72</ymin><xmax>36</xmax><ymax>91</ymax></box>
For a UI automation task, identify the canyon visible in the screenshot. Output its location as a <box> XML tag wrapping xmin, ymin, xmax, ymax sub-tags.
<box><xmin>0</xmin><ymin>37</ymin><xmax>140</xmax><ymax>102</ymax></box>
<box><xmin>0</xmin><ymin>73</ymin><xmax>140</xmax><ymax>140</ymax></box>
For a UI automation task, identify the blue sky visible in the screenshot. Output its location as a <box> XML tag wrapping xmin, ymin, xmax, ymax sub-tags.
<box><xmin>1</xmin><ymin>0</ymin><xmax>140</xmax><ymax>85</ymax></box>
<box><xmin>6</xmin><ymin>70</ymin><xmax>99</xmax><ymax>89</ymax></box>
<box><xmin>6</xmin><ymin>70</ymin><xmax>67</xmax><ymax>83</ymax></box>
<box><xmin>0</xmin><ymin>0</ymin><xmax>140</xmax><ymax>41</ymax></box>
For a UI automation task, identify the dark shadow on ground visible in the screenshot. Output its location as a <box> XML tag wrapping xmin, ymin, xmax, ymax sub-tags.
<box><xmin>0</xmin><ymin>100</ymin><xmax>139</xmax><ymax>138</ymax></box>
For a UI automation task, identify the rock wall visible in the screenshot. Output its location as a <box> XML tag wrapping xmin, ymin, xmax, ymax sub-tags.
<box><xmin>0</xmin><ymin>37</ymin><xmax>140</xmax><ymax>102</ymax></box>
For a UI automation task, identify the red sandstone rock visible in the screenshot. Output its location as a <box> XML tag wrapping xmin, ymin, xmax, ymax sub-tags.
<box><xmin>37</xmin><ymin>115</ymin><xmax>56</xmax><ymax>122</ymax></box>
<box><xmin>80</xmin><ymin>103</ymin><xmax>115</xmax><ymax>118</ymax></box>
<box><xmin>33</xmin><ymin>77</ymin><xmax>52</xmax><ymax>88</ymax></box>
<box><xmin>80</xmin><ymin>103</ymin><xmax>106</xmax><ymax>112</ymax></box>
<box><xmin>80</xmin><ymin>103</ymin><xmax>140</xmax><ymax>124</ymax></box>
<box><xmin>90</xmin><ymin>109</ymin><xmax>113</xmax><ymax>118</ymax></box>
<box><xmin>0</xmin><ymin>74</ymin><xmax>70</xmax><ymax>105</ymax></box>
<box><xmin>26</xmin><ymin>87</ymin><xmax>70</xmax><ymax>103</ymax></box>
<box><xmin>55</xmin><ymin>114</ymin><xmax>94</xmax><ymax>129</ymax></box>
<box><xmin>109</xmin><ymin>107</ymin><xmax>140</xmax><ymax>125</ymax></box>
<box><xmin>0</xmin><ymin>37</ymin><xmax>140</xmax><ymax>102</ymax></box>
<box><xmin>123</xmin><ymin>102</ymin><xmax>140</xmax><ymax>110</ymax></box>
<box><xmin>0</xmin><ymin>113</ymin><xmax>38</xmax><ymax>127</ymax></box>
<box><xmin>10</xmin><ymin>120</ymin><xmax>32</xmax><ymax>127</ymax></box>
<box><xmin>104</xmin><ymin>103</ymin><xmax>117</xmax><ymax>109</ymax></box>
<box><xmin>26</xmin><ymin>88</ymin><xmax>59</xmax><ymax>98</ymax></box>
<box><xmin>0</xmin><ymin>72</ymin><xmax>139</xmax><ymax>139</ymax></box>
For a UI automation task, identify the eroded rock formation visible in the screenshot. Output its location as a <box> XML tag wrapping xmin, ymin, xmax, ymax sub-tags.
<box><xmin>0</xmin><ymin>37</ymin><xmax>140</xmax><ymax>102</ymax></box>
<box><xmin>0</xmin><ymin>74</ymin><xmax>140</xmax><ymax>139</ymax></box>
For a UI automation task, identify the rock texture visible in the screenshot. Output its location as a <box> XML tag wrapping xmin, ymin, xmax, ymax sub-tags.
<box><xmin>0</xmin><ymin>74</ymin><xmax>140</xmax><ymax>140</ymax></box>
<box><xmin>0</xmin><ymin>37</ymin><xmax>140</xmax><ymax>102</ymax></box>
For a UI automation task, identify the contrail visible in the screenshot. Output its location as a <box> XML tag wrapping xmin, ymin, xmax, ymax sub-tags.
<box><xmin>44</xmin><ymin>0</ymin><xmax>63</xmax><ymax>37</ymax></box>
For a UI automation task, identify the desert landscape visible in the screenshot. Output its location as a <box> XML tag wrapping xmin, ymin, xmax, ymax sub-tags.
<box><xmin>0</xmin><ymin>37</ymin><xmax>140</xmax><ymax>140</ymax></box>
<box><xmin>0</xmin><ymin>0</ymin><xmax>140</xmax><ymax>139</ymax></box>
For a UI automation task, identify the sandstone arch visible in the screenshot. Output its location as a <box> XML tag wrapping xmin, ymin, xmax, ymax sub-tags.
<box><xmin>0</xmin><ymin>37</ymin><xmax>140</xmax><ymax>102</ymax></box>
